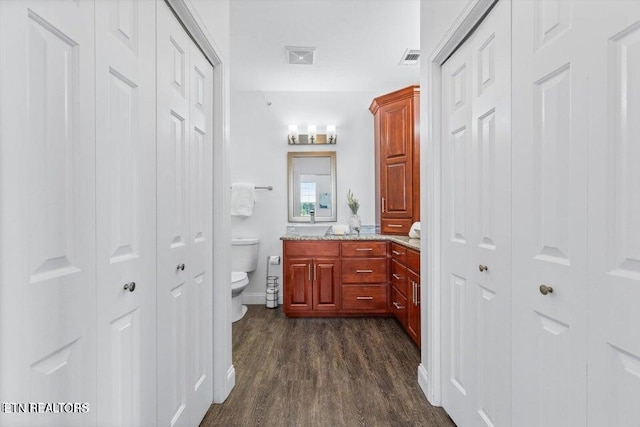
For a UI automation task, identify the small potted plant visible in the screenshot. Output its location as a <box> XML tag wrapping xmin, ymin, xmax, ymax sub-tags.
<box><xmin>347</xmin><ymin>189</ymin><xmax>361</xmax><ymax>235</ymax></box>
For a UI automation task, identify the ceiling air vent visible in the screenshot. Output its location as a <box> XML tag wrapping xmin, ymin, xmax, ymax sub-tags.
<box><xmin>286</xmin><ymin>46</ymin><xmax>316</xmax><ymax>65</ymax></box>
<box><xmin>400</xmin><ymin>48</ymin><xmax>420</xmax><ymax>65</ymax></box>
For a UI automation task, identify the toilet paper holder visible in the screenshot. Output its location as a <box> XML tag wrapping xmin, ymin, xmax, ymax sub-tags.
<box><xmin>266</xmin><ymin>255</ymin><xmax>281</xmax><ymax>309</ymax></box>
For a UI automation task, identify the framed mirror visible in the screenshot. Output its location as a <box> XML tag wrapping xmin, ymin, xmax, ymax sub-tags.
<box><xmin>288</xmin><ymin>151</ymin><xmax>337</xmax><ymax>222</ymax></box>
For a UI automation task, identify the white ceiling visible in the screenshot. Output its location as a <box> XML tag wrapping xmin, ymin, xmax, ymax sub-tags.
<box><xmin>230</xmin><ymin>0</ymin><xmax>420</xmax><ymax>92</ymax></box>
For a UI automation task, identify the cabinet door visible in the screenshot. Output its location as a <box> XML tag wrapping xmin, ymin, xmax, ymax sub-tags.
<box><xmin>284</xmin><ymin>258</ymin><xmax>313</xmax><ymax>312</ymax></box>
<box><xmin>407</xmin><ymin>269</ymin><xmax>421</xmax><ymax>346</ymax></box>
<box><xmin>314</xmin><ymin>258</ymin><xmax>340</xmax><ymax>311</ymax></box>
<box><xmin>380</xmin><ymin>98</ymin><xmax>413</xmax><ymax>218</ymax></box>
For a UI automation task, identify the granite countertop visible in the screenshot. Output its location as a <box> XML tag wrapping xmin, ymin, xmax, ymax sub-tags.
<box><xmin>280</xmin><ymin>233</ymin><xmax>421</xmax><ymax>251</ymax></box>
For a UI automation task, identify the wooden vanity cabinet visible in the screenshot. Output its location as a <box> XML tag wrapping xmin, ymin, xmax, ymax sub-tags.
<box><xmin>390</xmin><ymin>242</ymin><xmax>421</xmax><ymax>346</ymax></box>
<box><xmin>283</xmin><ymin>241</ymin><xmax>340</xmax><ymax>315</ymax></box>
<box><xmin>406</xmin><ymin>248</ymin><xmax>421</xmax><ymax>346</ymax></box>
<box><xmin>340</xmin><ymin>241</ymin><xmax>389</xmax><ymax>314</ymax></box>
<box><xmin>370</xmin><ymin>85</ymin><xmax>420</xmax><ymax>235</ymax></box>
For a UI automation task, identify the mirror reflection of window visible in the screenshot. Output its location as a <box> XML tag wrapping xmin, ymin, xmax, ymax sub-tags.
<box><xmin>300</xmin><ymin>182</ymin><xmax>316</xmax><ymax>216</ymax></box>
<box><xmin>288</xmin><ymin>151</ymin><xmax>337</xmax><ymax>222</ymax></box>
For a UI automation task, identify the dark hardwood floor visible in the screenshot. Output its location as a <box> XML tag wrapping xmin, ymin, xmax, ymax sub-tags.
<box><xmin>201</xmin><ymin>305</ymin><xmax>455</xmax><ymax>427</ymax></box>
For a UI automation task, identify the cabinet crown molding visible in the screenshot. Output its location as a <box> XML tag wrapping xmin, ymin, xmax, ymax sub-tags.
<box><xmin>369</xmin><ymin>85</ymin><xmax>420</xmax><ymax>114</ymax></box>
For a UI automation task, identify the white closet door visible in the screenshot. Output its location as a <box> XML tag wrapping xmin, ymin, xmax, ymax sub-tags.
<box><xmin>157</xmin><ymin>2</ymin><xmax>214</xmax><ymax>426</ymax></box>
<box><xmin>188</xmin><ymin>42</ymin><xmax>214</xmax><ymax>424</ymax></box>
<box><xmin>157</xmin><ymin>2</ymin><xmax>192</xmax><ymax>425</ymax></box>
<box><xmin>441</xmin><ymin>1</ymin><xmax>511</xmax><ymax>426</ymax></box>
<box><xmin>512</xmin><ymin>1</ymin><xmax>591</xmax><ymax>425</ymax></box>
<box><xmin>586</xmin><ymin>1</ymin><xmax>640</xmax><ymax>425</ymax></box>
<box><xmin>0</xmin><ymin>1</ymin><xmax>97</xmax><ymax>426</ymax></box>
<box><xmin>95</xmin><ymin>1</ymin><xmax>157</xmax><ymax>426</ymax></box>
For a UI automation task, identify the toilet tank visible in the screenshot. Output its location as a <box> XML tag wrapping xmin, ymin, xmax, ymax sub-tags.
<box><xmin>231</xmin><ymin>237</ymin><xmax>260</xmax><ymax>272</ymax></box>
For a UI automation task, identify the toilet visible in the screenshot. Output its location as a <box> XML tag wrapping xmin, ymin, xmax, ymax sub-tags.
<box><xmin>231</xmin><ymin>237</ymin><xmax>260</xmax><ymax>322</ymax></box>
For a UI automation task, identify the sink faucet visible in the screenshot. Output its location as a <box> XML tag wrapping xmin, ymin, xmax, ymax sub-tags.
<box><xmin>309</xmin><ymin>208</ymin><xmax>315</xmax><ymax>224</ymax></box>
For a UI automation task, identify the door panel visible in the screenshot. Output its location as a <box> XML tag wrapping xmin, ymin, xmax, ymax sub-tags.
<box><xmin>95</xmin><ymin>1</ymin><xmax>156</xmax><ymax>425</ymax></box>
<box><xmin>385</xmin><ymin>162</ymin><xmax>410</xmax><ymax>214</ymax></box>
<box><xmin>157</xmin><ymin>3</ymin><xmax>192</xmax><ymax>426</ymax></box>
<box><xmin>512</xmin><ymin>1</ymin><xmax>588</xmax><ymax>425</ymax></box>
<box><xmin>441</xmin><ymin>1</ymin><xmax>511</xmax><ymax>426</ymax></box>
<box><xmin>284</xmin><ymin>259</ymin><xmax>313</xmax><ymax>310</ymax></box>
<box><xmin>382</xmin><ymin>100</ymin><xmax>411</xmax><ymax>158</ymax></box>
<box><xmin>586</xmin><ymin>2</ymin><xmax>640</xmax><ymax>426</ymax></box>
<box><xmin>188</xmin><ymin>42</ymin><xmax>214</xmax><ymax>423</ymax></box>
<box><xmin>314</xmin><ymin>258</ymin><xmax>340</xmax><ymax>310</ymax></box>
<box><xmin>0</xmin><ymin>1</ymin><xmax>96</xmax><ymax>426</ymax></box>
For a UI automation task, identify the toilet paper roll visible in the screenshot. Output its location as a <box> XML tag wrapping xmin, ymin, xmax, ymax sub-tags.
<box><xmin>268</xmin><ymin>255</ymin><xmax>281</xmax><ymax>265</ymax></box>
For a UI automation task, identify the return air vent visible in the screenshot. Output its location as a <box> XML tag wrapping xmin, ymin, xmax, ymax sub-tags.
<box><xmin>400</xmin><ymin>48</ymin><xmax>420</xmax><ymax>65</ymax></box>
<box><xmin>286</xmin><ymin>46</ymin><xmax>316</xmax><ymax>65</ymax></box>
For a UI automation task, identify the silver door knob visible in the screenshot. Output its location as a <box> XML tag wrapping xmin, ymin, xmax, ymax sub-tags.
<box><xmin>539</xmin><ymin>284</ymin><xmax>553</xmax><ymax>295</ymax></box>
<box><xmin>177</xmin><ymin>264</ymin><xmax>185</xmax><ymax>271</ymax></box>
<box><xmin>123</xmin><ymin>282</ymin><xmax>136</xmax><ymax>292</ymax></box>
<box><xmin>479</xmin><ymin>264</ymin><xmax>488</xmax><ymax>272</ymax></box>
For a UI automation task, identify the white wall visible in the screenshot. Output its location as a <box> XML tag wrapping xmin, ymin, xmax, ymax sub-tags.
<box><xmin>230</xmin><ymin>90</ymin><xmax>382</xmax><ymax>303</ymax></box>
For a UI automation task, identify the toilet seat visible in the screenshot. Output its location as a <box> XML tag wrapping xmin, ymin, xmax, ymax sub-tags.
<box><xmin>231</xmin><ymin>271</ymin><xmax>249</xmax><ymax>290</ymax></box>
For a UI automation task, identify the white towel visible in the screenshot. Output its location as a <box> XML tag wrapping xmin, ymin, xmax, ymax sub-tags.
<box><xmin>231</xmin><ymin>183</ymin><xmax>256</xmax><ymax>217</ymax></box>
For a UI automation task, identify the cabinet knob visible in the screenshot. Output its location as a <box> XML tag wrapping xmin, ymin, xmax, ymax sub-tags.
<box><xmin>539</xmin><ymin>284</ymin><xmax>554</xmax><ymax>295</ymax></box>
<box><xmin>123</xmin><ymin>282</ymin><xmax>136</xmax><ymax>292</ymax></box>
<box><xmin>479</xmin><ymin>264</ymin><xmax>488</xmax><ymax>272</ymax></box>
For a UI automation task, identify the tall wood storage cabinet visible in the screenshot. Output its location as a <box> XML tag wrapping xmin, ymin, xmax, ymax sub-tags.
<box><xmin>369</xmin><ymin>86</ymin><xmax>420</xmax><ymax>235</ymax></box>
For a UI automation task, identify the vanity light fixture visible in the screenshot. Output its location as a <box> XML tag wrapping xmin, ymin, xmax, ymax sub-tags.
<box><xmin>307</xmin><ymin>125</ymin><xmax>317</xmax><ymax>144</ymax></box>
<box><xmin>326</xmin><ymin>125</ymin><xmax>336</xmax><ymax>144</ymax></box>
<box><xmin>287</xmin><ymin>124</ymin><xmax>337</xmax><ymax>145</ymax></box>
<box><xmin>288</xmin><ymin>125</ymin><xmax>299</xmax><ymax>144</ymax></box>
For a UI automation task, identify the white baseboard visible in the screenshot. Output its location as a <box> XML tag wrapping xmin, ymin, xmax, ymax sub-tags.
<box><xmin>242</xmin><ymin>291</ymin><xmax>283</xmax><ymax>306</ymax></box>
<box><xmin>214</xmin><ymin>365</ymin><xmax>236</xmax><ymax>403</ymax></box>
<box><xmin>418</xmin><ymin>363</ymin><xmax>435</xmax><ymax>405</ymax></box>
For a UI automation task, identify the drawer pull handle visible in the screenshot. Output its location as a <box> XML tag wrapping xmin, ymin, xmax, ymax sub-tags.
<box><xmin>393</xmin><ymin>273</ymin><xmax>402</xmax><ymax>280</ymax></box>
<box><xmin>392</xmin><ymin>302</ymin><xmax>404</xmax><ymax>309</ymax></box>
<box><xmin>392</xmin><ymin>250</ymin><xmax>401</xmax><ymax>255</ymax></box>
<box><xmin>356</xmin><ymin>248</ymin><xmax>373</xmax><ymax>251</ymax></box>
<box><xmin>356</xmin><ymin>269</ymin><xmax>373</xmax><ymax>273</ymax></box>
<box><xmin>388</xmin><ymin>224</ymin><xmax>403</xmax><ymax>228</ymax></box>
<box><xmin>356</xmin><ymin>296</ymin><xmax>374</xmax><ymax>300</ymax></box>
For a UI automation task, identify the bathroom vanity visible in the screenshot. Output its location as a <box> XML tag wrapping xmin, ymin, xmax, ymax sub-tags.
<box><xmin>281</xmin><ymin>235</ymin><xmax>421</xmax><ymax>347</ymax></box>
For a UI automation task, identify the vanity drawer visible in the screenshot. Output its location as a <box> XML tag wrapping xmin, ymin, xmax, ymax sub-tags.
<box><xmin>341</xmin><ymin>241</ymin><xmax>387</xmax><ymax>257</ymax></box>
<box><xmin>341</xmin><ymin>258</ymin><xmax>387</xmax><ymax>283</ymax></box>
<box><xmin>381</xmin><ymin>219</ymin><xmax>413</xmax><ymax>235</ymax></box>
<box><xmin>390</xmin><ymin>243</ymin><xmax>407</xmax><ymax>264</ymax></box>
<box><xmin>342</xmin><ymin>285</ymin><xmax>388</xmax><ymax>311</ymax></box>
<box><xmin>391</xmin><ymin>259</ymin><xmax>408</xmax><ymax>297</ymax></box>
<box><xmin>391</xmin><ymin>286</ymin><xmax>408</xmax><ymax>328</ymax></box>
<box><xmin>407</xmin><ymin>248</ymin><xmax>420</xmax><ymax>273</ymax></box>
<box><xmin>284</xmin><ymin>241</ymin><xmax>340</xmax><ymax>257</ymax></box>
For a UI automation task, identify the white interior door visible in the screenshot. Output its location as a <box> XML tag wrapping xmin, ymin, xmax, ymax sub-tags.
<box><xmin>586</xmin><ymin>2</ymin><xmax>640</xmax><ymax>425</ymax></box>
<box><xmin>157</xmin><ymin>2</ymin><xmax>214</xmax><ymax>426</ymax></box>
<box><xmin>95</xmin><ymin>1</ymin><xmax>157</xmax><ymax>426</ymax></box>
<box><xmin>157</xmin><ymin>2</ymin><xmax>192</xmax><ymax>425</ymax></box>
<box><xmin>512</xmin><ymin>1</ymin><xmax>592</xmax><ymax>425</ymax></box>
<box><xmin>188</xmin><ymin>37</ymin><xmax>214</xmax><ymax>422</ymax></box>
<box><xmin>440</xmin><ymin>1</ymin><xmax>512</xmax><ymax>426</ymax></box>
<box><xmin>0</xmin><ymin>1</ymin><xmax>97</xmax><ymax>426</ymax></box>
